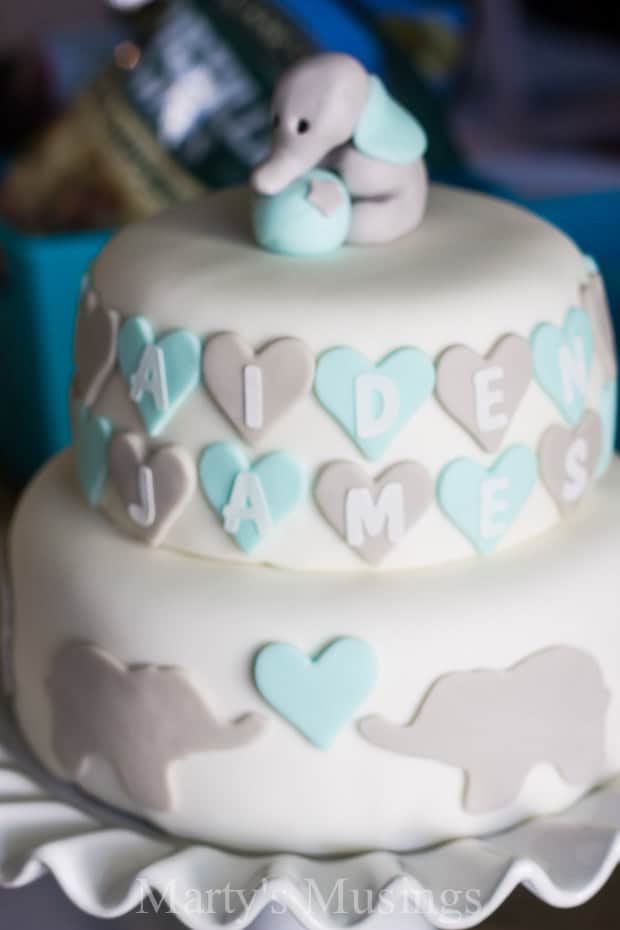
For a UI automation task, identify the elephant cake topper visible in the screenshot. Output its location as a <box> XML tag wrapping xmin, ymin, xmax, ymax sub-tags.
<box><xmin>251</xmin><ymin>53</ymin><xmax>429</xmax><ymax>257</ymax></box>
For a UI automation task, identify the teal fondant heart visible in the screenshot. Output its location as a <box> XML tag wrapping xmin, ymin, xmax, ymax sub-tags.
<box><xmin>597</xmin><ymin>380</ymin><xmax>618</xmax><ymax>478</ymax></box>
<box><xmin>314</xmin><ymin>347</ymin><xmax>435</xmax><ymax>460</ymax></box>
<box><xmin>73</xmin><ymin>402</ymin><xmax>113</xmax><ymax>507</ymax></box>
<box><xmin>118</xmin><ymin>316</ymin><xmax>201</xmax><ymax>436</ymax></box>
<box><xmin>438</xmin><ymin>445</ymin><xmax>539</xmax><ymax>555</ymax></box>
<box><xmin>199</xmin><ymin>443</ymin><xmax>306</xmax><ymax>553</ymax></box>
<box><xmin>531</xmin><ymin>308</ymin><xmax>594</xmax><ymax>424</ymax></box>
<box><xmin>254</xmin><ymin>638</ymin><xmax>378</xmax><ymax>749</ymax></box>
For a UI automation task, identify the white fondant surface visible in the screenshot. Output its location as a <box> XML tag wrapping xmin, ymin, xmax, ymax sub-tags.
<box><xmin>11</xmin><ymin>453</ymin><xmax>620</xmax><ymax>855</ymax></box>
<box><xmin>86</xmin><ymin>185</ymin><xmax>607</xmax><ymax>571</ymax></box>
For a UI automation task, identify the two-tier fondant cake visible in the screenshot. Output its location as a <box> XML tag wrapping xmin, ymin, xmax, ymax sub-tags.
<box><xmin>8</xmin><ymin>54</ymin><xmax>620</xmax><ymax>855</ymax></box>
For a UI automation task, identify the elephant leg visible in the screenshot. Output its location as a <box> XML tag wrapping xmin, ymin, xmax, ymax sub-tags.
<box><xmin>52</xmin><ymin>725</ymin><xmax>93</xmax><ymax>775</ymax></box>
<box><xmin>330</xmin><ymin>145</ymin><xmax>425</xmax><ymax>198</ymax></box>
<box><xmin>118</xmin><ymin>750</ymin><xmax>173</xmax><ymax>811</ymax></box>
<box><xmin>463</xmin><ymin>764</ymin><xmax>530</xmax><ymax>814</ymax></box>
<box><xmin>348</xmin><ymin>179</ymin><xmax>428</xmax><ymax>245</ymax></box>
<box><xmin>329</xmin><ymin>147</ymin><xmax>428</xmax><ymax>245</ymax></box>
<box><xmin>557</xmin><ymin>741</ymin><xmax>606</xmax><ymax>788</ymax></box>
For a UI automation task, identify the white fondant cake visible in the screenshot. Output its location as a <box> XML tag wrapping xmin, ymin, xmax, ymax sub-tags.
<box><xmin>11</xmin><ymin>453</ymin><xmax>620</xmax><ymax>854</ymax></box>
<box><xmin>7</xmin><ymin>53</ymin><xmax>620</xmax><ymax>855</ymax></box>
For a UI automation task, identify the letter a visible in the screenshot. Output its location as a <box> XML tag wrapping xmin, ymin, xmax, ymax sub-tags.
<box><xmin>130</xmin><ymin>345</ymin><xmax>169</xmax><ymax>412</ymax></box>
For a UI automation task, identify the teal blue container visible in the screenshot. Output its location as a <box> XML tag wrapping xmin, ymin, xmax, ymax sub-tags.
<box><xmin>0</xmin><ymin>225</ymin><xmax>111</xmax><ymax>485</ymax></box>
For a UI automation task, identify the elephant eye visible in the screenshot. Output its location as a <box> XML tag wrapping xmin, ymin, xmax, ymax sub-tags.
<box><xmin>297</xmin><ymin>119</ymin><xmax>311</xmax><ymax>134</ymax></box>
<box><xmin>272</xmin><ymin>114</ymin><xmax>280</xmax><ymax>129</ymax></box>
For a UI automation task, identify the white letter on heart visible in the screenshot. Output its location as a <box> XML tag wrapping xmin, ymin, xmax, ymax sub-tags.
<box><xmin>345</xmin><ymin>483</ymin><xmax>405</xmax><ymax>547</ymax></box>
<box><xmin>243</xmin><ymin>365</ymin><xmax>264</xmax><ymax>430</ymax></box>
<box><xmin>223</xmin><ymin>473</ymin><xmax>272</xmax><ymax>536</ymax></box>
<box><xmin>129</xmin><ymin>465</ymin><xmax>157</xmax><ymax>528</ymax></box>
<box><xmin>130</xmin><ymin>345</ymin><xmax>170</xmax><ymax>412</ymax></box>
<box><xmin>580</xmin><ymin>268</ymin><xmax>617</xmax><ymax>382</ymax></box>
<box><xmin>479</xmin><ymin>476</ymin><xmax>510</xmax><ymax>540</ymax></box>
<box><xmin>436</xmin><ymin>335</ymin><xmax>533</xmax><ymax>452</ymax></box>
<box><xmin>109</xmin><ymin>433</ymin><xmax>196</xmax><ymax>546</ymax></box>
<box><xmin>203</xmin><ymin>333</ymin><xmax>315</xmax><ymax>443</ymax></box>
<box><xmin>473</xmin><ymin>367</ymin><xmax>508</xmax><ymax>433</ymax></box>
<box><xmin>355</xmin><ymin>373</ymin><xmax>400</xmax><ymax>439</ymax></box>
<box><xmin>315</xmin><ymin>461</ymin><xmax>433</xmax><ymax>564</ymax></box>
<box><xmin>539</xmin><ymin>411</ymin><xmax>603</xmax><ymax>514</ymax></box>
<box><xmin>74</xmin><ymin>290</ymin><xmax>120</xmax><ymax>408</ymax></box>
<box><xmin>558</xmin><ymin>340</ymin><xmax>588</xmax><ymax>410</ymax></box>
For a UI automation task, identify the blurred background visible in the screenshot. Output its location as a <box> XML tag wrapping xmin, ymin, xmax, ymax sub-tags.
<box><xmin>0</xmin><ymin>0</ymin><xmax>618</xmax><ymax>486</ymax></box>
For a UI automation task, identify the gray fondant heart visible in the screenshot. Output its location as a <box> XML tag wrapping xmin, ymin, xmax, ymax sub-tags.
<box><xmin>315</xmin><ymin>461</ymin><xmax>433</xmax><ymax>564</ymax></box>
<box><xmin>74</xmin><ymin>290</ymin><xmax>120</xmax><ymax>407</ymax></box>
<box><xmin>539</xmin><ymin>411</ymin><xmax>603</xmax><ymax>514</ymax></box>
<box><xmin>436</xmin><ymin>335</ymin><xmax>533</xmax><ymax>452</ymax></box>
<box><xmin>109</xmin><ymin>433</ymin><xmax>196</xmax><ymax>546</ymax></box>
<box><xmin>203</xmin><ymin>333</ymin><xmax>315</xmax><ymax>444</ymax></box>
<box><xmin>580</xmin><ymin>273</ymin><xmax>618</xmax><ymax>381</ymax></box>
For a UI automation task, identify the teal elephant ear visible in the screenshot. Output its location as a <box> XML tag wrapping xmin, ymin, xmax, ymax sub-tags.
<box><xmin>353</xmin><ymin>76</ymin><xmax>428</xmax><ymax>166</ymax></box>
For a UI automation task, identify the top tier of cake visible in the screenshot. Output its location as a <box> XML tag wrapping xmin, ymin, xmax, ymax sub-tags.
<box><xmin>71</xmin><ymin>183</ymin><xmax>617</xmax><ymax>572</ymax></box>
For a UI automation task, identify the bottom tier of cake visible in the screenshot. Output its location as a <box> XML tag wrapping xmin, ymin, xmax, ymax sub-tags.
<box><xmin>9</xmin><ymin>452</ymin><xmax>620</xmax><ymax>855</ymax></box>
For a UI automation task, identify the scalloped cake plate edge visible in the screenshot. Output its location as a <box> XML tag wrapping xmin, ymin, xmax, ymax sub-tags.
<box><xmin>0</xmin><ymin>711</ymin><xmax>620</xmax><ymax>929</ymax></box>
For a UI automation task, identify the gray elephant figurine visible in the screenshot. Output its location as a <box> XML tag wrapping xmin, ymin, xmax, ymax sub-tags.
<box><xmin>251</xmin><ymin>53</ymin><xmax>429</xmax><ymax>250</ymax></box>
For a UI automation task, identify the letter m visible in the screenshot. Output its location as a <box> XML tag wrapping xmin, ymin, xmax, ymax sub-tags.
<box><xmin>345</xmin><ymin>483</ymin><xmax>405</xmax><ymax>547</ymax></box>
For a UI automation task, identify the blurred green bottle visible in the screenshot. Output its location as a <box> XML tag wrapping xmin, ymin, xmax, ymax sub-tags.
<box><xmin>2</xmin><ymin>0</ymin><xmax>313</xmax><ymax>230</ymax></box>
<box><xmin>2</xmin><ymin>0</ymin><xmax>459</xmax><ymax>232</ymax></box>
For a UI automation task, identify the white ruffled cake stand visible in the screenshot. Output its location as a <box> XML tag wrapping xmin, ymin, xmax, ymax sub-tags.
<box><xmin>1</xmin><ymin>703</ymin><xmax>619</xmax><ymax>929</ymax></box>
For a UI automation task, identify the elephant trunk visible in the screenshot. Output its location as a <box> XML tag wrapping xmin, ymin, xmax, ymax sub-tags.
<box><xmin>360</xmin><ymin>715</ymin><xmax>437</xmax><ymax>759</ymax></box>
<box><xmin>251</xmin><ymin>147</ymin><xmax>318</xmax><ymax>196</ymax></box>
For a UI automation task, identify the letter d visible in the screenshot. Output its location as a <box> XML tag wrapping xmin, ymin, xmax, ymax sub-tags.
<box><xmin>355</xmin><ymin>374</ymin><xmax>400</xmax><ymax>440</ymax></box>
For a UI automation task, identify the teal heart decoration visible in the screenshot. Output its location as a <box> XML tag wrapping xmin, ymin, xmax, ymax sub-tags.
<box><xmin>438</xmin><ymin>445</ymin><xmax>539</xmax><ymax>555</ymax></box>
<box><xmin>597</xmin><ymin>380</ymin><xmax>618</xmax><ymax>478</ymax></box>
<box><xmin>254</xmin><ymin>637</ymin><xmax>379</xmax><ymax>749</ymax></box>
<box><xmin>314</xmin><ymin>347</ymin><xmax>435</xmax><ymax>460</ymax></box>
<box><xmin>73</xmin><ymin>401</ymin><xmax>113</xmax><ymax>507</ymax></box>
<box><xmin>199</xmin><ymin>443</ymin><xmax>306</xmax><ymax>553</ymax></box>
<box><xmin>531</xmin><ymin>308</ymin><xmax>594</xmax><ymax>424</ymax></box>
<box><xmin>118</xmin><ymin>316</ymin><xmax>201</xmax><ymax>436</ymax></box>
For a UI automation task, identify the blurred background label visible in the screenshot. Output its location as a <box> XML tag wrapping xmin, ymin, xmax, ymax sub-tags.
<box><xmin>0</xmin><ymin>0</ymin><xmax>461</xmax><ymax>231</ymax></box>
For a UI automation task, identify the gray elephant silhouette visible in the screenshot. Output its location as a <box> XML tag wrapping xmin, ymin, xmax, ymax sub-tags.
<box><xmin>360</xmin><ymin>647</ymin><xmax>610</xmax><ymax>813</ymax></box>
<box><xmin>48</xmin><ymin>642</ymin><xmax>266</xmax><ymax>811</ymax></box>
<box><xmin>251</xmin><ymin>53</ymin><xmax>428</xmax><ymax>251</ymax></box>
